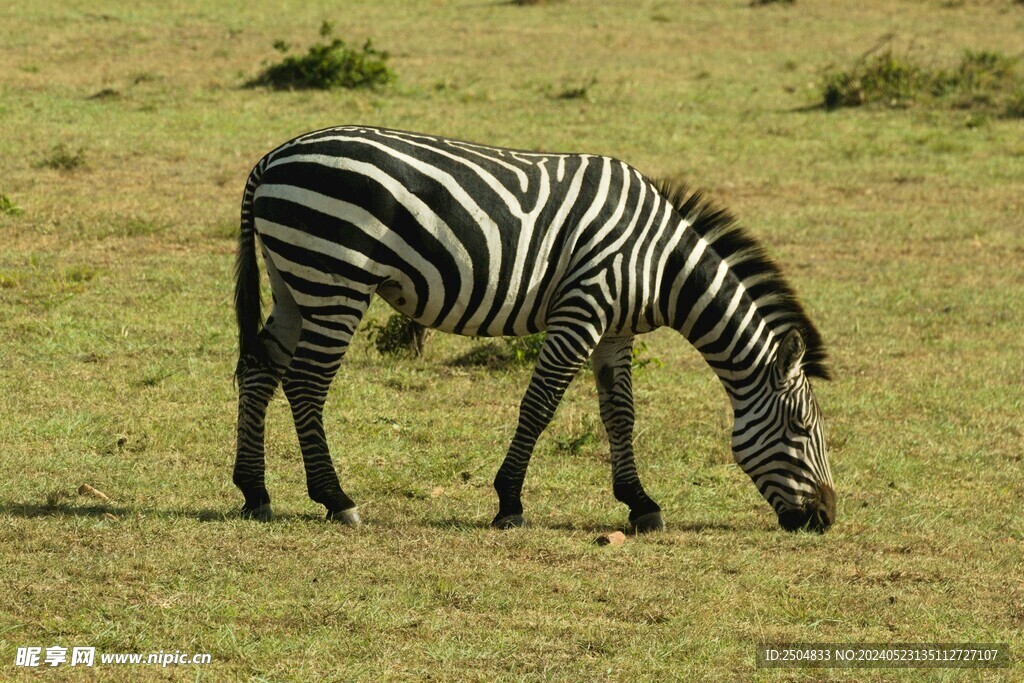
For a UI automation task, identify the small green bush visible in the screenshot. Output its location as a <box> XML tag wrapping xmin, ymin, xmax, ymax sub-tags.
<box><xmin>0</xmin><ymin>194</ymin><xmax>23</xmax><ymax>216</ymax></box>
<box><xmin>365</xmin><ymin>314</ymin><xmax>430</xmax><ymax>357</ymax></box>
<box><xmin>554</xmin><ymin>414</ymin><xmax>600</xmax><ymax>456</ymax></box>
<box><xmin>39</xmin><ymin>144</ymin><xmax>86</xmax><ymax>171</ymax></box>
<box><xmin>934</xmin><ymin>50</ymin><xmax>1021</xmax><ymax>110</ymax></box>
<box><xmin>250</xmin><ymin>22</ymin><xmax>395</xmax><ymax>90</ymax></box>
<box><xmin>947</xmin><ymin>50</ymin><xmax>1017</xmax><ymax>89</ymax></box>
<box><xmin>631</xmin><ymin>341</ymin><xmax>662</xmax><ymax>372</ymax></box>
<box><xmin>823</xmin><ymin>51</ymin><xmax>925</xmax><ymax>109</ymax></box>
<box><xmin>1006</xmin><ymin>89</ymin><xmax>1024</xmax><ymax>118</ymax></box>
<box><xmin>504</xmin><ymin>333</ymin><xmax>546</xmax><ymax>363</ymax></box>
<box><xmin>822</xmin><ymin>47</ymin><xmax>1023</xmax><ymax>116</ymax></box>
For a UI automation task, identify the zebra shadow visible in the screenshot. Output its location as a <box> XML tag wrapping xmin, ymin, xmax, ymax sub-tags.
<box><xmin>341</xmin><ymin>515</ymin><xmax>626</xmax><ymax>534</ymax></box>
<box><xmin>0</xmin><ymin>501</ymin><xmax>297</xmax><ymax>523</ymax></box>
<box><xmin>430</xmin><ymin>518</ymin><xmax>617</xmax><ymax>534</ymax></box>
<box><xmin>0</xmin><ymin>502</ymin><xmax>489</xmax><ymax>528</ymax></box>
<box><xmin>0</xmin><ymin>502</ymin><xmax>748</xmax><ymax>534</ymax></box>
<box><xmin>419</xmin><ymin>517</ymin><xmax>743</xmax><ymax>534</ymax></box>
<box><xmin>545</xmin><ymin>520</ymin><xmax>744</xmax><ymax>534</ymax></box>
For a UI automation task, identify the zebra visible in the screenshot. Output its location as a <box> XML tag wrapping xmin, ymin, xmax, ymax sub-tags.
<box><xmin>233</xmin><ymin>125</ymin><xmax>835</xmax><ymax>533</ymax></box>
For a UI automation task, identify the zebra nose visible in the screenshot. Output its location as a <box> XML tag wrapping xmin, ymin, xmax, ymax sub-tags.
<box><xmin>778</xmin><ymin>484</ymin><xmax>835</xmax><ymax>533</ymax></box>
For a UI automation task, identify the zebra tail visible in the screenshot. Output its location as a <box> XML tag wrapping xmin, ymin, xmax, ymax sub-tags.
<box><xmin>234</xmin><ymin>160</ymin><xmax>266</xmax><ymax>376</ymax></box>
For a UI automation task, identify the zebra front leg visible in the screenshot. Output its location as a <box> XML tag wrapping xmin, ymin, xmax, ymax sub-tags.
<box><xmin>591</xmin><ymin>336</ymin><xmax>664</xmax><ymax>533</ymax></box>
<box><xmin>234</xmin><ymin>355</ymin><xmax>281</xmax><ymax>522</ymax></box>
<box><xmin>492</xmin><ymin>327</ymin><xmax>596</xmax><ymax>529</ymax></box>
<box><xmin>282</xmin><ymin>325</ymin><xmax>361</xmax><ymax>524</ymax></box>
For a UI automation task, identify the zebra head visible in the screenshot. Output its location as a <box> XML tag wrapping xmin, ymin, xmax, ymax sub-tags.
<box><xmin>732</xmin><ymin>328</ymin><xmax>835</xmax><ymax>532</ymax></box>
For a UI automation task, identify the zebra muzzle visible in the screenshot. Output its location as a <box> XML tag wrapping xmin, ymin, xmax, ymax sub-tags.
<box><xmin>778</xmin><ymin>485</ymin><xmax>835</xmax><ymax>533</ymax></box>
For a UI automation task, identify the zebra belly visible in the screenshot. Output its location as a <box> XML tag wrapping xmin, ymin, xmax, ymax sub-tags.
<box><xmin>375</xmin><ymin>274</ymin><xmax>552</xmax><ymax>338</ymax></box>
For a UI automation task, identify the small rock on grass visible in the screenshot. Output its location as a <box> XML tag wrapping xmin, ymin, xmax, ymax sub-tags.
<box><xmin>595</xmin><ymin>531</ymin><xmax>627</xmax><ymax>547</ymax></box>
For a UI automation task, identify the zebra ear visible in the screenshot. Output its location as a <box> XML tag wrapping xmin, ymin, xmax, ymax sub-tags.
<box><xmin>776</xmin><ymin>328</ymin><xmax>806</xmax><ymax>385</ymax></box>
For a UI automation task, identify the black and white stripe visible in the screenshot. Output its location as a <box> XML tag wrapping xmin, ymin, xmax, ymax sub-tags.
<box><xmin>232</xmin><ymin>126</ymin><xmax>835</xmax><ymax>532</ymax></box>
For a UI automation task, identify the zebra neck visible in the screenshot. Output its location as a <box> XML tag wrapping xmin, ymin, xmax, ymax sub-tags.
<box><xmin>652</xmin><ymin>181</ymin><xmax>828</xmax><ymax>392</ymax></box>
<box><xmin>689</xmin><ymin>320</ymin><xmax>777</xmax><ymax>409</ymax></box>
<box><xmin>665</xmin><ymin>237</ymin><xmax>777</xmax><ymax>405</ymax></box>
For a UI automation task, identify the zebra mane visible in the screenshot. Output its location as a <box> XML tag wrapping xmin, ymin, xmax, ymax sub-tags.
<box><xmin>653</xmin><ymin>178</ymin><xmax>832</xmax><ymax>381</ymax></box>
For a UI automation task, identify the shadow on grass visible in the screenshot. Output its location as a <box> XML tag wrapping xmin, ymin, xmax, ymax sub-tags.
<box><xmin>545</xmin><ymin>520</ymin><xmax>743</xmax><ymax>534</ymax></box>
<box><xmin>672</xmin><ymin>521</ymin><xmax>744</xmax><ymax>532</ymax></box>
<box><xmin>0</xmin><ymin>501</ymin><xmax>301</xmax><ymax>523</ymax></box>
<box><xmin>445</xmin><ymin>343</ymin><xmax>521</xmax><ymax>370</ymax></box>
<box><xmin>1</xmin><ymin>501</ymin><xmax>495</xmax><ymax>528</ymax></box>
<box><xmin>1</xmin><ymin>502</ymin><xmax>748</xmax><ymax>535</ymax></box>
<box><xmin>418</xmin><ymin>516</ymin><xmax>492</xmax><ymax>531</ymax></box>
<box><xmin>419</xmin><ymin>516</ymin><xmax>744</xmax><ymax>534</ymax></box>
<box><xmin>415</xmin><ymin>517</ymin><xmax>622</xmax><ymax>534</ymax></box>
<box><xmin>785</xmin><ymin>102</ymin><xmax>828</xmax><ymax>113</ymax></box>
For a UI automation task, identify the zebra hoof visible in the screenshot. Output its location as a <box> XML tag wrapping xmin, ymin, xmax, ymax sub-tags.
<box><xmin>491</xmin><ymin>513</ymin><xmax>528</xmax><ymax>530</ymax></box>
<box><xmin>241</xmin><ymin>503</ymin><xmax>272</xmax><ymax>522</ymax></box>
<box><xmin>327</xmin><ymin>507</ymin><xmax>361</xmax><ymax>526</ymax></box>
<box><xmin>629</xmin><ymin>511</ymin><xmax>665</xmax><ymax>534</ymax></box>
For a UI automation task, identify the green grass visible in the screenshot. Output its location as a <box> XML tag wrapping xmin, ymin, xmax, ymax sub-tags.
<box><xmin>1</xmin><ymin>0</ymin><xmax>1022</xmax><ymax>680</ymax></box>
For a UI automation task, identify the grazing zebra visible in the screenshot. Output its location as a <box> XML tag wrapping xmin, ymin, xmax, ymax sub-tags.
<box><xmin>233</xmin><ymin>126</ymin><xmax>835</xmax><ymax>533</ymax></box>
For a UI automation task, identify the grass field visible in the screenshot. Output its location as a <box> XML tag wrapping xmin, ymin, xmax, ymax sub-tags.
<box><xmin>2</xmin><ymin>0</ymin><xmax>1023</xmax><ymax>680</ymax></box>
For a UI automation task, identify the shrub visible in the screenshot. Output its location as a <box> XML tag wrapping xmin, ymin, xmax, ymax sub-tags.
<box><xmin>1006</xmin><ymin>89</ymin><xmax>1024</xmax><ymax>118</ymax></box>
<box><xmin>0</xmin><ymin>194</ymin><xmax>23</xmax><ymax>216</ymax></box>
<box><xmin>554</xmin><ymin>414</ymin><xmax>600</xmax><ymax>456</ymax></box>
<box><xmin>365</xmin><ymin>314</ymin><xmax>430</xmax><ymax>357</ymax></box>
<box><xmin>249</xmin><ymin>22</ymin><xmax>395</xmax><ymax>90</ymax></box>
<box><xmin>822</xmin><ymin>47</ymin><xmax>1024</xmax><ymax>116</ymax></box>
<box><xmin>934</xmin><ymin>50</ymin><xmax>1021</xmax><ymax>110</ymax></box>
<box><xmin>631</xmin><ymin>341</ymin><xmax>662</xmax><ymax>372</ymax></box>
<box><xmin>823</xmin><ymin>51</ymin><xmax>925</xmax><ymax>109</ymax></box>
<box><xmin>39</xmin><ymin>144</ymin><xmax>86</xmax><ymax>171</ymax></box>
<box><xmin>504</xmin><ymin>333</ymin><xmax>546</xmax><ymax>363</ymax></box>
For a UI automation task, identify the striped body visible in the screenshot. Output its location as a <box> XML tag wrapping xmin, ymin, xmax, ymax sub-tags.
<box><xmin>254</xmin><ymin>126</ymin><xmax>684</xmax><ymax>339</ymax></box>
<box><xmin>233</xmin><ymin>125</ymin><xmax>835</xmax><ymax>532</ymax></box>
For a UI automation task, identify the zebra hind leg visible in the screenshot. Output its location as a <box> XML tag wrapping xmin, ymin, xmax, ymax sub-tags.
<box><xmin>492</xmin><ymin>326</ymin><xmax>596</xmax><ymax>529</ymax></box>
<box><xmin>591</xmin><ymin>336</ymin><xmax>664</xmax><ymax>533</ymax></box>
<box><xmin>283</xmin><ymin>315</ymin><xmax>365</xmax><ymax>525</ymax></box>
<box><xmin>234</xmin><ymin>313</ymin><xmax>298</xmax><ymax>522</ymax></box>
<box><xmin>234</xmin><ymin>245</ymin><xmax>304</xmax><ymax>522</ymax></box>
<box><xmin>234</xmin><ymin>354</ymin><xmax>278</xmax><ymax>521</ymax></box>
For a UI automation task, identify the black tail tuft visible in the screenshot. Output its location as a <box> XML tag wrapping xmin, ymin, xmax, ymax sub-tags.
<box><xmin>234</xmin><ymin>161</ymin><xmax>267</xmax><ymax>376</ymax></box>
